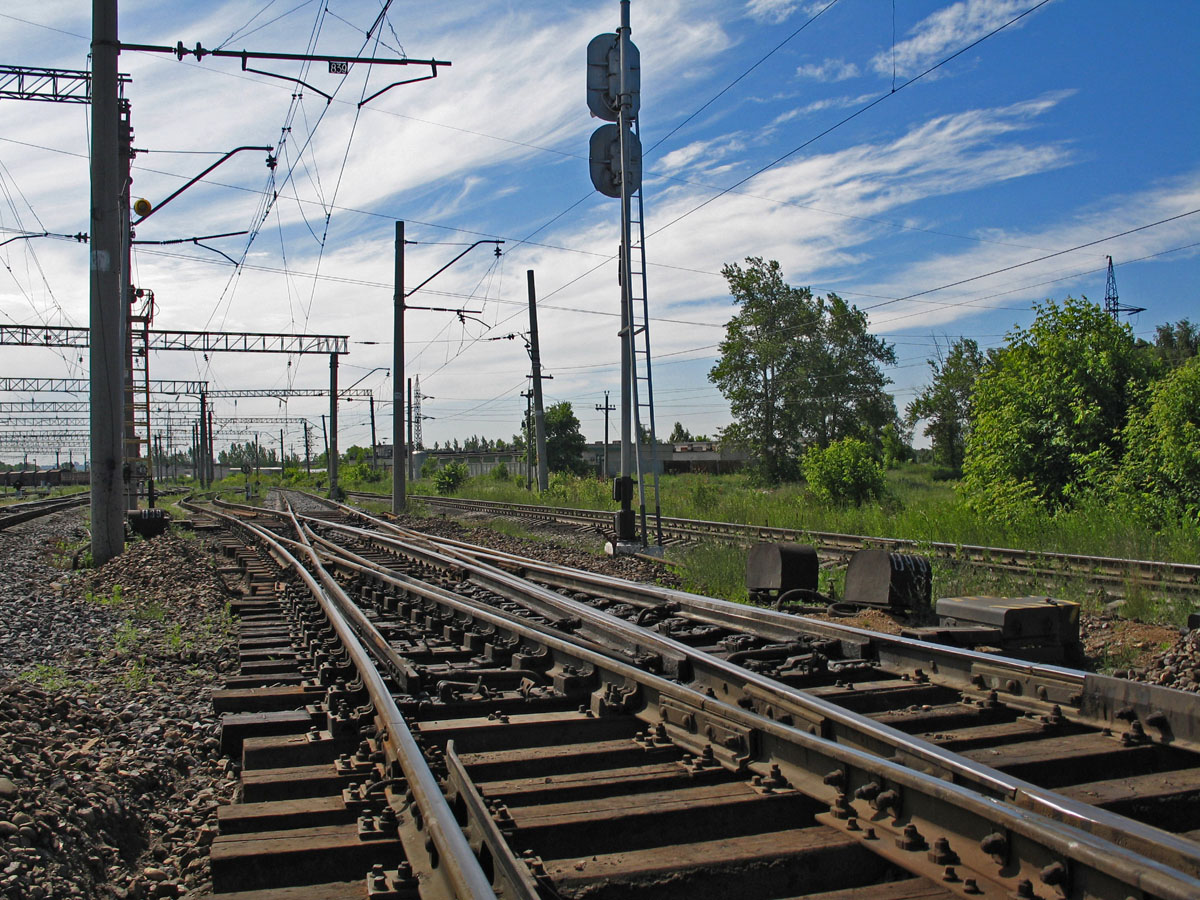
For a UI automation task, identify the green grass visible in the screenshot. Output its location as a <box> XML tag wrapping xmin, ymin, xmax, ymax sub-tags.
<box><xmin>86</xmin><ymin>585</ymin><xmax>125</xmax><ymax>606</ymax></box>
<box><xmin>131</xmin><ymin>601</ymin><xmax>166</xmax><ymax>622</ymax></box>
<box><xmin>417</xmin><ymin>464</ymin><xmax>1199</xmax><ymax>624</ymax></box>
<box><xmin>19</xmin><ymin>663</ymin><xmax>77</xmax><ymax>691</ymax></box>
<box><xmin>431</xmin><ymin>465</ymin><xmax>1200</xmax><ymax>565</ymax></box>
<box><xmin>114</xmin><ymin>622</ymin><xmax>141</xmax><ymax>654</ymax></box>
<box><xmin>669</xmin><ymin>543</ymin><xmax>749</xmax><ymax>603</ymax></box>
<box><xmin>122</xmin><ymin>657</ymin><xmax>152</xmax><ymax>690</ymax></box>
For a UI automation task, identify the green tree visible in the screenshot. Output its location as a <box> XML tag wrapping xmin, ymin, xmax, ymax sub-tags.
<box><xmin>880</xmin><ymin>422</ymin><xmax>912</xmax><ymax>468</ymax></box>
<box><xmin>708</xmin><ymin>257</ymin><xmax>896</xmax><ymax>483</ymax></box>
<box><xmin>1119</xmin><ymin>356</ymin><xmax>1200</xmax><ymax>522</ymax></box>
<box><xmin>1146</xmin><ymin>318</ymin><xmax>1199</xmax><ymax>369</ymax></box>
<box><xmin>543</xmin><ymin>402</ymin><xmax>589</xmax><ymax>475</ymax></box>
<box><xmin>905</xmin><ymin>337</ymin><xmax>985</xmax><ymax>472</ymax></box>
<box><xmin>802</xmin><ymin>437</ymin><xmax>886</xmax><ymax>506</ymax></box>
<box><xmin>962</xmin><ymin>297</ymin><xmax>1155</xmax><ymax>516</ymax></box>
<box><xmin>668</xmin><ymin>422</ymin><xmax>693</xmax><ymax>443</ymax></box>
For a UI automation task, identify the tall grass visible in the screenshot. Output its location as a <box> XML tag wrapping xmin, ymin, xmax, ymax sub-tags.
<box><xmin>435</xmin><ymin>465</ymin><xmax>1200</xmax><ymax>565</ymax></box>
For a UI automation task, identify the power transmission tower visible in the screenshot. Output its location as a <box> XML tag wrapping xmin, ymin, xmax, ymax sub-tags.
<box><xmin>1104</xmin><ymin>255</ymin><xmax>1145</xmax><ymax>320</ymax></box>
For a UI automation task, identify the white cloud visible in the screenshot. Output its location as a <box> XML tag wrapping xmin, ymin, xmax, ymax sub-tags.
<box><xmin>861</xmin><ymin>171</ymin><xmax>1200</xmax><ymax>332</ymax></box>
<box><xmin>795</xmin><ymin>58</ymin><xmax>860</xmax><ymax>82</ymax></box>
<box><xmin>745</xmin><ymin>0</ymin><xmax>798</xmax><ymax>24</ymax></box>
<box><xmin>772</xmin><ymin>93</ymin><xmax>877</xmax><ymax>124</ymax></box>
<box><xmin>872</xmin><ymin>0</ymin><xmax>1035</xmax><ymax>78</ymax></box>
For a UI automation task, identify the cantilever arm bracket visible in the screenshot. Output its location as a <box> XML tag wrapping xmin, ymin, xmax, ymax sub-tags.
<box><xmin>358</xmin><ymin>68</ymin><xmax>441</xmax><ymax>108</ymax></box>
<box><xmin>242</xmin><ymin>60</ymin><xmax>333</xmax><ymax>102</ymax></box>
<box><xmin>133</xmin><ymin>149</ymin><xmax>274</xmax><ymax>226</ymax></box>
<box><xmin>131</xmin><ymin>230</ymin><xmax>249</xmax><ymax>266</ymax></box>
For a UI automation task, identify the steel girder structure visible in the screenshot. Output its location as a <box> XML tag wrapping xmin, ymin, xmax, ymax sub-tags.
<box><xmin>0</xmin><ymin>325</ymin><xmax>348</xmax><ymax>355</ymax></box>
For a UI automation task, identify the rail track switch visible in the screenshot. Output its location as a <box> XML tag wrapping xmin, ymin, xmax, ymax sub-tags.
<box><xmin>127</xmin><ymin>508</ymin><xmax>169</xmax><ymax>538</ymax></box>
<box><xmin>746</xmin><ymin>543</ymin><xmax>819</xmax><ymax>605</ymax></box>
<box><xmin>843</xmin><ymin>549</ymin><xmax>932</xmax><ymax>612</ymax></box>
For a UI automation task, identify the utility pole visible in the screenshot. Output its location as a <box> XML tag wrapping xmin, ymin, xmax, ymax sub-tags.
<box><xmin>391</xmin><ymin>221</ymin><xmax>501</xmax><ymax>512</ymax></box>
<box><xmin>393</xmin><ymin>221</ymin><xmax>406</xmax><ymax>513</ymax></box>
<box><xmin>522</xmin><ymin>389</ymin><xmax>534</xmax><ymax>490</ymax></box>
<box><xmin>198</xmin><ymin>393</ymin><xmax>208</xmax><ymax>487</ymax></box>
<box><xmin>321</xmin><ymin>414</ymin><xmax>329</xmax><ymax>475</ymax></box>
<box><xmin>369</xmin><ymin>396</ymin><xmax>377</xmax><ymax>470</ymax></box>
<box><xmin>280</xmin><ymin>428</ymin><xmax>285</xmax><ymax>471</ymax></box>
<box><xmin>304</xmin><ymin>420</ymin><xmax>311</xmax><ymax>474</ymax></box>
<box><xmin>328</xmin><ymin>353</ymin><xmax>338</xmax><ymax>497</ymax></box>
<box><xmin>89</xmin><ymin>0</ymin><xmax>125</xmax><ymax>564</ymax></box>
<box><xmin>527</xmin><ymin>270</ymin><xmax>549</xmax><ymax>491</ymax></box>
<box><xmin>207</xmin><ymin>408</ymin><xmax>214</xmax><ymax>486</ymax></box>
<box><xmin>595</xmin><ymin>390</ymin><xmax>615</xmax><ymax>478</ymax></box>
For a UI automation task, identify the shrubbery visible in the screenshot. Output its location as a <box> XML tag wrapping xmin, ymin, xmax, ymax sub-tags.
<box><xmin>1118</xmin><ymin>356</ymin><xmax>1200</xmax><ymax>524</ymax></box>
<box><xmin>433</xmin><ymin>462</ymin><xmax>469</xmax><ymax>495</ymax></box>
<box><xmin>802</xmin><ymin>437</ymin><xmax>885</xmax><ymax>506</ymax></box>
<box><xmin>961</xmin><ymin>297</ymin><xmax>1154</xmax><ymax>520</ymax></box>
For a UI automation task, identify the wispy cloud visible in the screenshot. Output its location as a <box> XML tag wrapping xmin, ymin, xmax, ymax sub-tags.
<box><xmin>861</xmin><ymin>170</ymin><xmax>1200</xmax><ymax>331</ymax></box>
<box><xmin>772</xmin><ymin>93</ymin><xmax>877</xmax><ymax>125</ymax></box>
<box><xmin>872</xmin><ymin>0</ymin><xmax>1034</xmax><ymax>78</ymax></box>
<box><xmin>744</xmin><ymin>0</ymin><xmax>797</xmax><ymax>24</ymax></box>
<box><xmin>795</xmin><ymin>57</ymin><xmax>860</xmax><ymax>82</ymax></box>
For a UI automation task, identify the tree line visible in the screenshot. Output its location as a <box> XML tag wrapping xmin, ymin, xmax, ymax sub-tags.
<box><xmin>708</xmin><ymin>256</ymin><xmax>1200</xmax><ymax>523</ymax></box>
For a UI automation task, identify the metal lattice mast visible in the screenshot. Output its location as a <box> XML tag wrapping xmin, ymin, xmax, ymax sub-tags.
<box><xmin>1103</xmin><ymin>255</ymin><xmax>1146</xmax><ymax>320</ymax></box>
<box><xmin>413</xmin><ymin>376</ymin><xmax>423</xmax><ymax>450</ymax></box>
<box><xmin>1104</xmin><ymin>256</ymin><xmax>1119</xmax><ymax>318</ymax></box>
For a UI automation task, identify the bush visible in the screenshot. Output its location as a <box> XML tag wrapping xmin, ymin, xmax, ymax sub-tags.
<box><xmin>490</xmin><ymin>462</ymin><xmax>509</xmax><ymax>480</ymax></box>
<box><xmin>1118</xmin><ymin>356</ymin><xmax>1200</xmax><ymax>523</ymax></box>
<box><xmin>420</xmin><ymin>456</ymin><xmax>439</xmax><ymax>479</ymax></box>
<box><xmin>962</xmin><ymin>297</ymin><xmax>1154</xmax><ymax>519</ymax></box>
<box><xmin>433</xmin><ymin>462</ymin><xmax>469</xmax><ymax>495</ymax></box>
<box><xmin>802</xmin><ymin>437</ymin><xmax>886</xmax><ymax>506</ymax></box>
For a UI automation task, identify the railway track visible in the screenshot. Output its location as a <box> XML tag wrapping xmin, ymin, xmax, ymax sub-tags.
<box><xmin>376</xmin><ymin>492</ymin><xmax>1200</xmax><ymax>599</ymax></box>
<box><xmin>188</xmin><ymin>489</ymin><xmax>1199</xmax><ymax>900</ymax></box>
<box><xmin>0</xmin><ymin>492</ymin><xmax>88</xmax><ymax>530</ymax></box>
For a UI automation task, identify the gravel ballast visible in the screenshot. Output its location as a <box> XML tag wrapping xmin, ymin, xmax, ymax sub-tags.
<box><xmin>0</xmin><ymin>512</ymin><xmax>236</xmax><ymax>900</ymax></box>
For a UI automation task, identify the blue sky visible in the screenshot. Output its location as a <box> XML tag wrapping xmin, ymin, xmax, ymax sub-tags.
<box><xmin>1</xmin><ymin>1</ymin><xmax>1198</xmax><ymax>461</ymax></box>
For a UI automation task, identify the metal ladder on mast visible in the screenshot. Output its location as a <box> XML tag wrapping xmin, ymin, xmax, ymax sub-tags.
<box><xmin>127</xmin><ymin>290</ymin><xmax>155</xmax><ymax>505</ymax></box>
<box><xmin>626</xmin><ymin>129</ymin><xmax>663</xmax><ymax>547</ymax></box>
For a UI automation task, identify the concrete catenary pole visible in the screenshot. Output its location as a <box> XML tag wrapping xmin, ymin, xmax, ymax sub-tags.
<box><xmin>328</xmin><ymin>353</ymin><xmax>338</xmax><ymax>497</ymax></box>
<box><xmin>89</xmin><ymin>0</ymin><xmax>126</xmax><ymax>564</ymax></box>
<box><xmin>527</xmin><ymin>270</ymin><xmax>549</xmax><ymax>491</ymax></box>
<box><xmin>392</xmin><ymin>221</ymin><xmax>406</xmax><ymax>513</ymax></box>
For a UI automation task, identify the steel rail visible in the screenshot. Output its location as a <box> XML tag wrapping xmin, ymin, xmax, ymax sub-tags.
<box><xmin>0</xmin><ymin>493</ymin><xmax>88</xmax><ymax>530</ymax></box>
<box><xmin>292</xmin><ymin>501</ymin><xmax>1200</xmax><ymax>878</ymax></box>
<box><xmin>214</xmin><ymin>494</ymin><xmax>1200</xmax><ymax>900</ymax></box>
<box><xmin>405</xmin><ymin>493</ymin><xmax>1200</xmax><ymax>594</ymax></box>
<box><xmin>203</xmin><ymin>502</ymin><xmax>499</xmax><ymax>900</ymax></box>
